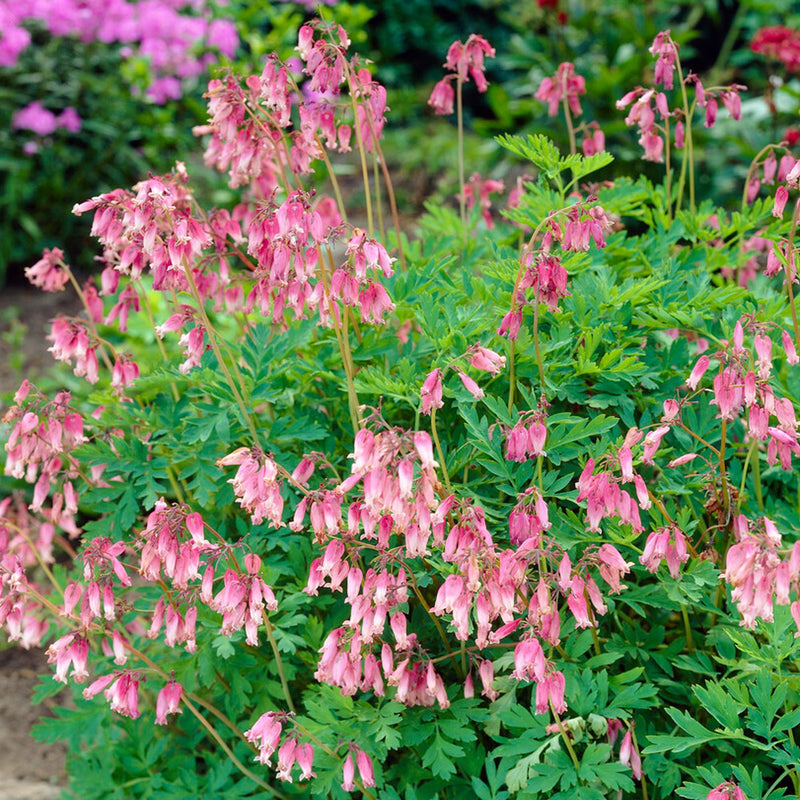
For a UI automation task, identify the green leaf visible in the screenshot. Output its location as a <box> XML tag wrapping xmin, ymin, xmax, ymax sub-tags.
<box><xmin>422</xmin><ymin>732</ymin><xmax>464</xmax><ymax>780</ymax></box>
<box><xmin>692</xmin><ymin>682</ymin><xmax>745</xmax><ymax>732</ymax></box>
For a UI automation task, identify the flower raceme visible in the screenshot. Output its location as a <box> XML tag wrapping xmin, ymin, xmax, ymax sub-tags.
<box><xmin>461</xmin><ymin>173</ymin><xmax>505</xmax><ymax>228</ymax></box>
<box><xmin>535</xmin><ymin>62</ymin><xmax>586</xmax><ymax>118</ymax></box>
<box><xmin>245</xmin><ymin>712</ymin><xmax>317</xmax><ymax>783</ymax></box>
<box><xmin>428</xmin><ymin>34</ymin><xmax>495</xmax><ymax>116</ymax></box>
<box><xmin>418</xmin><ymin>344</ymin><xmax>506</xmax><ymax>413</ymax></box>
<box><xmin>618</xmin><ymin>30</ymin><xmax>746</xmax><ymax>163</ymax></box>
<box><xmin>217</xmin><ymin>448</ymin><xmax>285</xmax><ymax>528</ymax></box>
<box><xmin>24</xmin><ymin>247</ymin><xmax>70</xmax><ymax>292</ymax></box>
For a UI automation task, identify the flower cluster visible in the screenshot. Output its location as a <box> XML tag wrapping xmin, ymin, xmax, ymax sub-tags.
<box><xmin>418</xmin><ymin>344</ymin><xmax>506</xmax><ymax>415</ymax></box>
<box><xmin>535</xmin><ymin>62</ymin><xmax>586</xmax><ymax>117</ymax></box>
<box><xmin>245</xmin><ymin>712</ymin><xmax>315</xmax><ymax>782</ymax></box>
<box><xmin>428</xmin><ymin>34</ymin><xmax>496</xmax><ymax>114</ymax></box>
<box><xmin>197</xmin><ymin>20</ymin><xmax>389</xmax><ymax>191</ymax></box>
<box><xmin>461</xmin><ymin>173</ymin><xmax>505</xmax><ymax>228</ymax></box>
<box><xmin>217</xmin><ymin>448</ymin><xmax>285</xmax><ymax>528</ymax></box>
<box><xmin>725</xmin><ymin>515</ymin><xmax>800</xmax><ymax>631</ymax></box>
<box><xmin>618</xmin><ymin>31</ymin><xmax>745</xmax><ymax>162</ymax></box>
<box><xmin>751</xmin><ymin>26</ymin><xmax>800</xmax><ymax>73</ymax></box>
<box><xmin>1</xmin><ymin>0</ymin><xmax>238</xmax><ymax>104</ymax></box>
<box><xmin>498</xmin><ymin>202</ymin><xmax>610</xmax><ymax>340</ymax></box>
<box><xmin>12</xmin><ymin>102</ymin><xmax>81</xmax><ymax>137</ymax></box>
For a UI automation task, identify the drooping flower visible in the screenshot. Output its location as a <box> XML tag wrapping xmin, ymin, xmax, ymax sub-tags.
<box><xmin>25</xmin><ymin>248</ymin><xmax>70</xmax><ymax>292</ymax></box>
<box><xmin>155</xmin><ymin>680</ymin><xmax>183</xmax><ymax>724</ymax></box>
<box><xmin>420</xmin><ymin>369</ymin><xmax>444</xmax><ymax>415</ymax></box>
<box><xmin>536</xmin><ymin>62</ymin><xmax>586</xmax><ymax>117</ymax></box>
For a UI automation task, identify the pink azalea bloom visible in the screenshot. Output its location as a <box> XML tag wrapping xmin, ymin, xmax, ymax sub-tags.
<box><xmin>12</xmin><ymin>101</ymin><xmax>58</xmax><ymax>136</ymax></box>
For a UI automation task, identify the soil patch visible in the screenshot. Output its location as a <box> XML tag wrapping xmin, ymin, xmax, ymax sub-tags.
<box><xmin>0</xmin><ymin>648</ymin><xmax>66</xmax><ymax>796</ymax></box>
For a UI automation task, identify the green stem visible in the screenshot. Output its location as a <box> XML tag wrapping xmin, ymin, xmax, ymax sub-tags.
<box><xmin>165</xmin><ymin>465</ymin><xmax>186</xmax><ymax>505</ymax></box>
<box><xmin>507</xmin><ymin>340</ymin><xmax>516</xmax><ymax>413</ymax></box>
<box><xmin>261</xmin><ymin>610</ymin><xmax>296</xmax><ymax>713</ymax></box>
<box><xmin>318</xmin><ymin>247</ymin><xmax>361</xmax><ymax>435</ymax></box>
<box><xmin>751</xmin><ymin>439</ymin><xmax>764</xmax><ymax>511</ymax></box>
<box><xmin>182</xmin><ymin>262</ymin><xmax>260</xmax><ymax>446</ymax></box>
<box><xmin>136</xmin><ymin>279</ymin><xmax>180</xmax><ymax>403</ymax></box>
<box><xmin>552</xmin><ymin>706</ymin><xmax>581</xmax><ymax>769</ymax></box>
<box><xmin>456</xmin><ymin>75</ymin><xmax>466</xmax><ymax>245</ymax></box>
<box><xmin>741</xmin><ymin>144</ymin><xmax>785</xmax><ymax>213</ymax></box>
<box><xmin>181</xmin><ymin>695</ymin><xmax>288</xmax><ymax>799</ymax></box>
<box><xmin>533</xmin><ymin>299</ymin><xmax>545</xmax><ymax>389</ymax></box>
<box><xmin>719</xmin><ymin>418</ymin><xmax>730</xmax><ymax>518</ymax></box>
<box><xmin>664</xmin><ymin>116</ymin><xmax>672</xmax><ymax>222</ymax></box>
<box><xmin>739</xmin><ymin>439</ymin><xmax>756</xmax><ymax>507</ymax></box>
<box><xmin>708</xmin><ymin>4</ymin><xmax>743</xmax><ymax>81</ymax></box>
<box><xmin>64</xmin><ymin>266</ymin><xmax>115</xmax><ymax>371</ymax></box>
<box><xmin>786</xmin><ymin>207</ymin><xmax>800</xmax><ymax>357</ymax></box>
<box><xmin>430</xmin><ymin>406</ymin><xmax>453</xmax><ymax>495</ymax></box>
<box><xmin>340</xmin><ymin>307</ymin><xmax>363</xmax><ymax>432</ymax></box>
<box><xmin>674</xmin><ymin>49</ymin><xmax>695</xmax><ymax>211</ymax></box>
<box><xmin>373</xmin><ymin>151</ymin><xmax>386</xmax><ymax>244</ymax></box>
<box><xmin>681</xmin><ymin>604</ymin><xmax>694</xmax><ymax>651</ymax></box>
<box><xmin>346</xmin><ymin>83</ymin><xmax>373</xmax><ymax>237</ymax></box>
<box><xmin>363</xmin><ymin>117</ymin><xmax>408</xmax><ymax>272</ymax></box>
<box><xmin>560</xmin><ymin>73</ymin><xmax>576</xmax><ymax>156</ymax></box>
<box><xmin>629</xmin><ymin>727</ymin><xmax>649</xmax><ymax>800</ymax></box>
<box><xmin>676</xmin><ymin>421</ymin><xmax>721</xmax><ymax>456</ymax></box>
<box><xmin>315</xmin><ymin>134</ymin><xmax>348</xmax><ymax>225</ymax></box>
<box><xmin>8</xmin><ymin>523</ymin><xmax>63</xmax><ymax>598</ymax></box>
<box><xmin>292</xmin><ymin>721</ymin><xmax>377</xmax><ymax>800</ymax></box>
